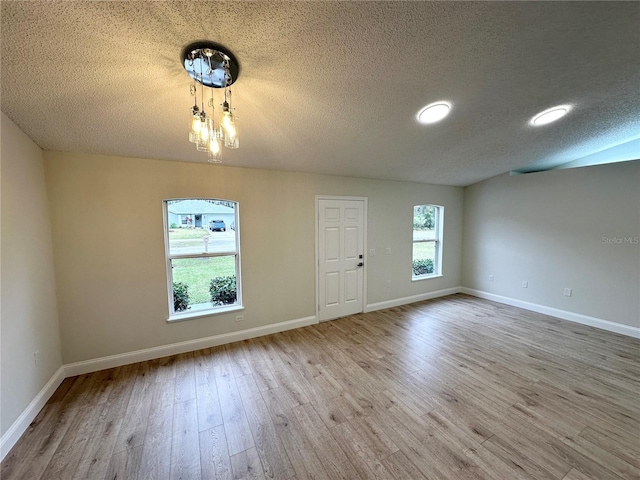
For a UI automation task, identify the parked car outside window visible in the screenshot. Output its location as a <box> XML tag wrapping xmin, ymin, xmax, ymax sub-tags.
<box><xmin>210</xmin><ymin>219</ymin><xmax>226</xmax><ymax>232</ymax></box>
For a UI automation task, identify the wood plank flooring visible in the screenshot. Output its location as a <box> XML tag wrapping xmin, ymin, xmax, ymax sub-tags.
<box><xmin>2</xmin><ymin>294</ymin><xmax>639</xmax><ymax>479</ymax></box>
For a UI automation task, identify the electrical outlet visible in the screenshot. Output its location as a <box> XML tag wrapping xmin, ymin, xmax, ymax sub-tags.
<box><xmin>34</xmin><ymin>351</ymin><xmax>40</xmax><ymax>366</ymax></box>
<box><xmin>235</xmin><ymin>315</ymin><xmax>244</xmax><ymax>322</ymax></box>
<box><xmin>369</xmin><ymin>248</ymin><xmax>376</xmax><ymax>257</ymax></box>
<box><xmin>564</xmin><ymin>288</ymin><xmax>572</xmax><ymax>297</ymax></box>
<box><xmin>522</xmin><ymin>281</ymin><xmax>528</xmax><ymax>288</ymax></box>
<box><xmin>489</xmin><ymin>275</ymin><xmax>494</xmax><ymax>283</ymax></box>
<box><xmin>385</xmin><ymin>247</ymin><xmax>391</xmax><ymax>255</ymax></box>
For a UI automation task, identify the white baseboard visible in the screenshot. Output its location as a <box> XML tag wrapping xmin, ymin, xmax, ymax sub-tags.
<box><xmin>365</xmin><ymin>287</ymin><xmax>461</xmax><ymax>313</ymax></box>
<box><xmin>1</xmin><ymin>366</ymin><xmax>65</xmax><ymax>460</ymax></box>
<box><xmin>64</xmin><ymin>315</ymin><xmax>318</xmax><ymax>377</ymax></box>
<box><xmin>460</xmin><ymin>287</ymin><xmax>640</xmax><ymax>339</ymax></box>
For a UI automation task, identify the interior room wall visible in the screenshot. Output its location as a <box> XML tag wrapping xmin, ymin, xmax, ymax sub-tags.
<box><xmin>44</xmin><ymin>151</ymin><xmax>464</xmax><ymax>364</ymax></box>
<box><xmin>1</xmin><ymin>113</ymin><xmax>63</xmax><ymax>438</ymax></box>
<box><xmin>462</xmin><ymin>160</ymin><xmax>640</xmax><ymax>328</ymax></box>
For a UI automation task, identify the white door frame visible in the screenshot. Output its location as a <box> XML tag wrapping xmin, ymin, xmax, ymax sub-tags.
<box><xmin>315</xmin><ymin>195</ymin><xmax>368</xmax><ymax>321</ymax></box>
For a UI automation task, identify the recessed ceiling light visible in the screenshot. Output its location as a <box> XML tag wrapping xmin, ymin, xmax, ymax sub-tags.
<box><xmin>530</xmin><ymin>105</ymin><xmax>572</xmax><ymax>126</ymax></box>
<box><xmin>417</xmin><ymin>102</ymin><xmax>451</xmax><ymax>124</ymax></box>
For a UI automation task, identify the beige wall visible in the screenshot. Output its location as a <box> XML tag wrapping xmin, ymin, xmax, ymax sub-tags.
<box><xmin>1</xmin><ymin>113</ymin><xmax>63</xmax><ymax>437</ymax></box>
<box><xmin>462</xmin><ymin>161</ymin><xmax>640</xmax><ymax>327</ymax></box>
<box><xmin>44</xmin><ymin>152</ymin><xmax>464</xmax><ymax>364</ymax></box>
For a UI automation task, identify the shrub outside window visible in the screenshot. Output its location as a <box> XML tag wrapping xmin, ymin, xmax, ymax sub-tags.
<box><xmin>164</xmin><ymin>198</ymin><xmax>241</xmax><ymax>319</ymax></box>
<box><xmin>412</xmin><ymin>205</ymin><xmax>443</xmax><ymax>279</ymax></box>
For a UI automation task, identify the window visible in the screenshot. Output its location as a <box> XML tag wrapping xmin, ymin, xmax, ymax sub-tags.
<box><xmin>164</xmin><ymin>199</ymin><xmax>241</xmax><ymax>319</ymax></box>
<box><xmin>412</xmin><ymin>204</ymin><xmax>443</xmax><ymax>279</ymax></box>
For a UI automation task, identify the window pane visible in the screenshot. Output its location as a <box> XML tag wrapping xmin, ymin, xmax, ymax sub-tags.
<box><xmin>167</xmin><ymin>200</ymin><xmax>237</xmax><ymax>255</ymax></box>
<box><xmin>171</xmin><ymin>256</ymin><xmax>237</xmax><ymax>312</ymax></box>
<box><xmin>412</xmin><ymin>241</ymin><xmax>435</xmax><ymax>276</ymax></box>
<box><xmin>413</xmin><ymin>205</ymin><xmax>436</xmax><ymax>241</ymax></box>
<box><xmin>412</xmin><ymin>204</ymin><xmax>442</xmax><ymax>278</ymax></box>
<box><xmin>413</xmin><ymin>229</ymin><xmax>436</xmax><ymax>241</ymax></box>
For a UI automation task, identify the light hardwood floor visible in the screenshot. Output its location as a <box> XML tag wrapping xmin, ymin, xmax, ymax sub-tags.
<box><xmin>2</xmin><ymin>294</ymin><xmax>639</xmax><ymax>479</ymax></box>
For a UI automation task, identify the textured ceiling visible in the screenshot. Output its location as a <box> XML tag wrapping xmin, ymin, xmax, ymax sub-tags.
<box><xmin>1</xmin><ymin>1</ymin><xmax>639</xmax><ymax>186</ymax></box>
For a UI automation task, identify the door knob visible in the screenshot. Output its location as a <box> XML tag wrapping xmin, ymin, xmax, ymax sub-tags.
<box><xmin>357</xmin><ymin>262</ymin><xmax>364</xmax><ymax>267</ymax></box>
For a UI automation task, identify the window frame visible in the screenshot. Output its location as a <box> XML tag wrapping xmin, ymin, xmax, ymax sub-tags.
<box><xmin>163</xmin><ymin>198</ymin><xmax>243</xmax><ymax>322</ymax></box>
<box><xmin>412</xmin><ymin>204</ymin><xmax>444</xmax><ymax>281</ymax></box>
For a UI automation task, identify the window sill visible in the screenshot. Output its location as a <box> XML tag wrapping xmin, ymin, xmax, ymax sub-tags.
<box><xmin>167</xmin><ymin>304</ymin><xmax>244</xmax><ymax>323</ymax></box>
<box><xmin>412</xmin><ymin>274</ymin><xmax>443</xmax><ymax>282</ymax></box>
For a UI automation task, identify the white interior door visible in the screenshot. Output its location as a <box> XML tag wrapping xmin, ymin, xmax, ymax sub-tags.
<box><xmin>317</xmin><ymin>198</ymin><xmax>365</xmax><ymax>321</ymax></box>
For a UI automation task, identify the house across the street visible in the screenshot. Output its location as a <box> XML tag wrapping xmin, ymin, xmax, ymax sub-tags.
<box><xmin>167</xmin><ymin>199</ymin><xmax>235</xmax><ymax>230</ymax></box>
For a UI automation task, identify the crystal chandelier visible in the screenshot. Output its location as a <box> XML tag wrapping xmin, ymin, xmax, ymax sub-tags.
<box><xmin>182</xmin><ymin>41</ymin><xmax>240</xmax><ymax>163</ymax></box>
